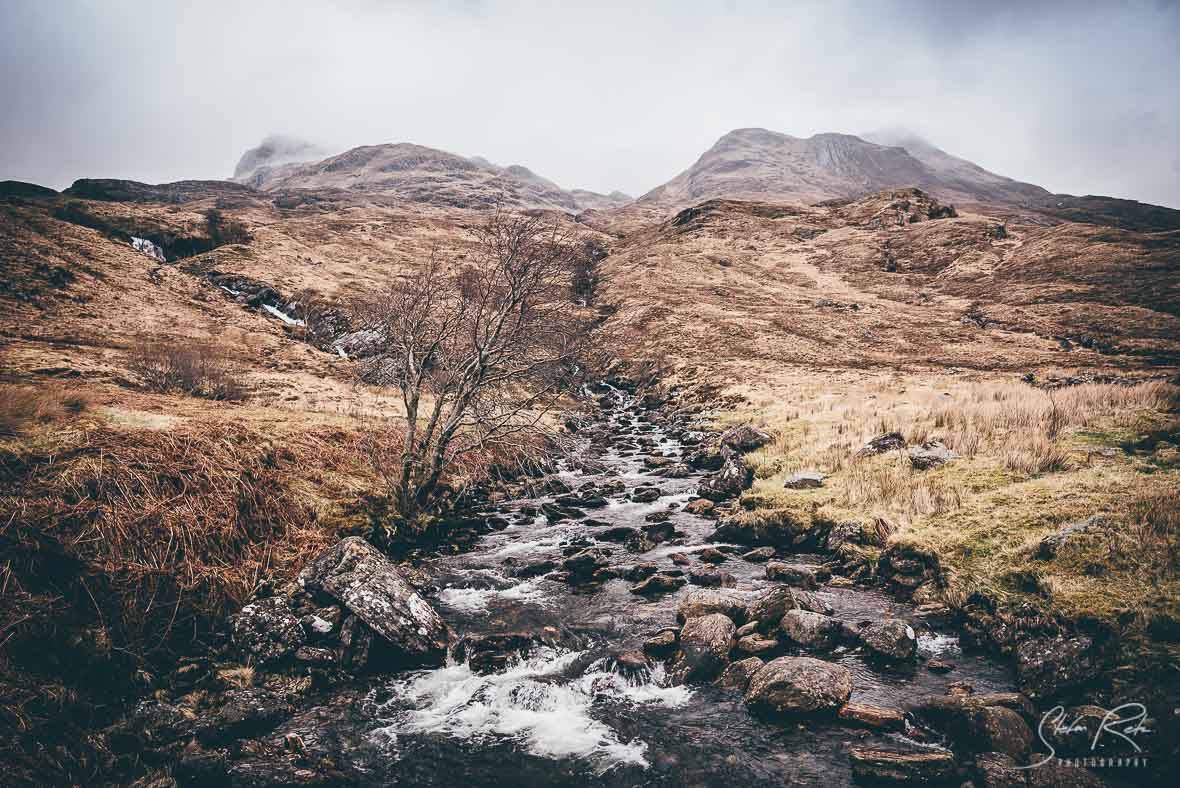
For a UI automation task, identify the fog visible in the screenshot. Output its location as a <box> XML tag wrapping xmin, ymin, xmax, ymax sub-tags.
<box><xmin>2</xmin><ymin>0</ymin><xmax>1178</xmax><ymax>207</ymax></box>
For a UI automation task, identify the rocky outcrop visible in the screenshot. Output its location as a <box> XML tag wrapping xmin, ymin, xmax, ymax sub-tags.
<box><xmin>298</xmin><ymin>537</ymin><xmax>449</xmax><ymax>668</ymax></box>
<box><xmin>744</xmin><ymin>656</ymin><xmax>852</xmax><ymax>716</ymax></box>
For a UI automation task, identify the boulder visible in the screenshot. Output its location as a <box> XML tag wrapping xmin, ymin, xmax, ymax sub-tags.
<box><xmin>672</xmin><ymin>613</ymin><xmax>736</xmax><ymax>683</ymax></box>
<box><xmin>765</xmin><ymin>562</ymin><xmax>818</xmax><ymax>589</ymax></box>
<box><xmin>642</xmin><ymin>628</ymin><xmax>679</xmax><ymax>657</ymax></box>
<box><xmin>631</xmin><ymin>486</ymin><xmax>662</xmax><ymax>503</ymax></box>
<box><xmin>964</xmin><ymin>706</ymin><xmax>1034</xmax><ymax>758</ymax></box>
<box><xmin>686</xmin><ymin>447</ymin><xmax>726</xmax><ymax>471</ymax></box>
<box><xmin>298</xmin><ymin>537</ymin><xmax>448</xmax><ymax>667</ymax></box>
<box><xmin>698</xmin><ymin>547</ymin><xmax>727</xmax><ymax>564</ymax></box>
<box><xmin>684</xmin><ymin>498</ymin><xmax>716</xmax><ymax>516</ymax></box>
<box><xmin>747</xmin><ymin>586</ymin><xmax>798</xmax><ymax>629</ymax></box>
<box><xmin>676</xmin><ymin>589</ymin><xmax>747</xmax><ymax>623</ymax></box>
<box><xmin>783</xmin><ymin>470</ymin><xmax>824</xmax><ymax>489</ymax></box>
<box><xmin>1014</xmin><ymin>634</ymin><xmax>1100</xmax><ymax>700</ymax></box>
<box><xmin>561</xmin><ymin>547</ymin><xmax>610</xmax><ymax>576</ymax></box>
<box><xmin>697</xmin><ymin>454</ymin><xmax>753</xmax><ymax>501</ymax></box>
<box><xmin>744</xmin><ymin>656</ymin><xmax>853</xmax><ymax>716</ymax></box>
<box><xmin>688</xmin><ymin>567</ymin><xmax>734</xmax><ymax>587</ymax></box>
<box><xmin>848</xmin><ymin>747</ymin><xmax>956</xmax><ymax>784</ymax></box>
<box><xmin>720</xmin><ymin>424</ymin><xmax>772</xmax><ymax>453</ymax></box>
<box><xmin>859</xmin><ymin>619</ymin><xmax>918</xmax><ymax>661</ymax></box>
<box><xmin>195</xmin><ymin>688</ymin><xmax>294</xmax><ymax>746</ymax></box>
<box><xmin>741</xmin><ymin>546</ymin><xmax>777</xmax><ymax>562</ymax></box>
<box><xmin>908</xmin><ymin>440</ymin><xmax>958</xmax><ymax>470</ymax></box>
<box><xmin>859</xmin><ymin>432</ymin><xmax>907</xmax><ymax>456</ymax></box>
<box><xmin>715</xmin><ymin>656</ymin><xmax>765</xmax><ymax>692</ymax></box>
<box><xmin>630</xmin><ymin>573</ymin><xmax>686</xmax><ymax>595</ymax></box>
<box><xmin>735</xmin><ymin>634</ymin><xmax>779</xmax><ymax>656</ymax></box>
<box><xmin>779</xmin><ymin>609</ymin><xmax>843</xmax><ymax>650</ymax></box>
<box><xmin>229</xmin><ymin>595</ymin><xmax>305</xmax><ymax>665</ymax></box>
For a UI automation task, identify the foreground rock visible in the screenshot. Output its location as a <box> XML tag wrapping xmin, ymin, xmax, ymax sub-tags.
<box><xmin>782</xmin><ymin>470</ymin><xmax>824</xmax><ymax>489</ymax></box>
<box><xmin>676</xmin><ymin>589</ymin><xmax>747</xmax><ymax>623</ymax></box>
<box><xmin>298</xmin><ymin>537</ymin><xmax>449</xmax><ymax>668</ymax></box>
<box><xmin>765</xmin><ymin>561</ymin><xmax>818</xmax><ymax>589</ymax></box>
<box><xmin>908</xmin><ymin>440</ymin><xmax>958</xmax><ymax>470</ymax></box>
<box><xmin>779</xmin><ymin>609</ymin><xmax>844</xmax><ymax>650</ymax></box>
<box><xmin>848</xmin><ymin>747</ymin><xmax>955</xmax><ymax>784</ymax></box>
<box><xmin>672</xmin><ymin>613</ymin><xmax>736</xmax><ymax>683</ymax></box>
<box><xmin>744</xmin><ymin>656</ymin><xmax>852</xmax><ymax>716</ymax></box>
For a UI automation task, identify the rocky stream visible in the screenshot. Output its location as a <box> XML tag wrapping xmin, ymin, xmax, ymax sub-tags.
<box><xmin>139</xmin><ymin>385</ymin><xmax>1126</xmax><ymax>787</ymax></box>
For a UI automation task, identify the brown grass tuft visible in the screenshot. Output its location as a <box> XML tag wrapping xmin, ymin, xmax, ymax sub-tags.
<box><xmin>128</xmin><ymin>337</ymin><xmax>246</xmax><ymax>401</ymax></box>
<box><xmin>0</xmin><ymin>385</ymin><xmax>90</xmax><ymax>437</ymax></box>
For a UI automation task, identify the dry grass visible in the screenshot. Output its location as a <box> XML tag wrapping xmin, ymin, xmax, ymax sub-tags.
<box><xmin>128</xmin><ymin>337</ymin><xmax>247</xmax><ymax>401</ymax></box>
<box><xmin>0</xmin><ymin>385</ymin><xmax>89</xmax><ymax>437</ymax></box>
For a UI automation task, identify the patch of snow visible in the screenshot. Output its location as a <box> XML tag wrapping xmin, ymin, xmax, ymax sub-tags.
<box><xmin>130</xmin><ymin>236</ymin><xmax>165</xmax><ymax>262</ymax></box>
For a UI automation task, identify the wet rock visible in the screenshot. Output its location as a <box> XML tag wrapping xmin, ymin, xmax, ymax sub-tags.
<box><xmin>676</xmin><ymin>589</ymin><xmax>747</xmax><ymax>623</ymax></box>
<box><xmin>631</xmin><ymin>485</ymin><xmax>662</xmax><ymax>503</ymax></box>
<box><xmin>908</xmin><ymin>440</ymin><xmax>958</xmax><ymax>470</ymax></box>
<box><xmin>716</xmin><ymin>656</ymin><xmax>765</xmax><ymax>692</ymax></box>
<box><xmin>779</xmin><ymin>609</ymin><xmax>844</xmax><ymax>650</ymax></box>
<box><xmin>847</xmin><ymin>747</ymin><xmax>956</xmax><ymax>784</ymax></box>
<box><xmin>735</xmin><ymin>634</ymin><xmax>779</xmax><ymax>656</ymax></box>
<box><xmin>598</xmin><ymin>526</ymin><xmax>640</xmax><ymax>543</ymax></box>
<box><xmin>672</xmin><ymin>613</ymin><xmax>736</xmax><ymax>683</ymax></box>
<box><xmin>562</xmin><ymin>547</ymin><xmax>611</xmax><ymax>577</ymax></box>
<box><xmin>642</xmin><ymin>521</ymin><xmax>677</xmax><ymax>543</ymax></box>
<box><xmin>660</xmin><ymin>463</ymin><xmax>694</xmax><ymax>478</ymax></box>
<box><xmin>684</xmin><ymin>498</ymin><xmax>716</xmax><ymax>516</ymax></box>
<box><xmin>859</xmin><ymin>432</ymin><xmax>907</xmax><ymax>456</ymax></box>
<box><xmin>229</xmin><ymin>595</ymin><xmax>305</xmax><ymax>665</ymax></box>
<box><xmin>783</xmin><ymin>470</ymin><xmax>824</xmax><ymax>489</ymax></box>
<box><xmin>720</xmin><ymin>424</ymin><xmax>772</xmax><ymax>453</ymax></box>
<box><xmin>826</xmin><ymin>520</ymin><xmax>867</xmax><ymax>550</ymax></box>
<box><xmin>608</xmin><ymin>650</ymin><xmax>652</xmax><ymax>681</ymax></box>
<box><xmin>698</xmin><ymin>454</ymin><xmax>754</xmax><ymax>501</ymax></box>
<box><xmin>630</xmin><ymin>573</ymin><xmax>686</xmax><ymax>595</ymax></box>
<box><xmin>686</xmin><ymin>447</ymin><xmax>726</xmax><ymax>471</ymax></box>
<box><xmin>910</xmin><ymin>692</ymin><xmax>1035</xmax><ymax>730</ymax></box>
<box><xmin>765</xmin><ymin>562</ymin><xmax>818</xmax><ymax>589</ymax></box>
<box><xmin>623</xmin><ymin>563</ymin><xmax>660</xmax><ymax>581</ymax></box>
<box><xmin>671</xmin><ymin>552</ymin><xmax>691</xmax><ymax>565</ymax></box>
<box><xmin>456</xmin><ymin>631</ymin><xmax>556</xmax><ymax>673</ymax></box>
<box><xmin>1014</xmin><ymin>634</ymin><xmax>1100</xmax><ymax>700</ymax></box>
<box><xmin>1036</xmin><ymin>515</ymin><xmax>1108</xmax><ymax>560</ymax></box>
<box><xmin>747</xmin><ymin>586</ymin><xmax>798</xmax><ymax>630</ymax></box>
<box><xmin>196</xmin><ymin>688</ymin><xmax>294</xmax><ymax>746</ymax></box>
<box><xmin>742</xmin><ymin>546</ymin><xmax>777</xmax><ymax>562</ymax></box>
<box><xmin>838</xmin><ymin>702</ymin><xmax>906</xmax><ymax>732</ymax></box>
<box><xmin>698</xmin><ymin>547</ymin><xmax>727</xmax><ymax>563</ymax></box>
<box><xmin>688</xmin><ymin>567</ymin><xmax>735</xmax><ymax>587</ymax></box>
<box><xmin>744</xmin><ymin>656</ymin><xmax>853</xmax><ymax>716</ymax></box>
<box><xmin>643</xmin><ymin>628</ymin><xmax>679</xmax><ymax>657</ymax></box>
<box><xmin>298</xmin><ymin>537</ymin><xmax>449</xmax><ymax>668</ymax></box>
<box><xmin>736</xmin><ymin>621</ymin><xmax>759</xmax><ymax>637</ymax></box>
<box><xmin>859</xmin><ymin>619</ymin><xmax>918</xmax><ymax>661</ymax></box>
<box><xmin>337</xmin><ymin>615</ymin><xmax>374</xmax><ymax>670</ymax></box>
<box><xmin>964</xmin><ymin>706</ymin><xmax>1034</xmax><ymax>758</ymax></box>
<box><xmin>974</xmin><ymin>751</ymin><xmax>1027</xmax><ymax>788</ymax></box>
<box><xmin>643</xmin><ymin>456</ymin><xmax>676</xmax><ymax>470</ymax></box>
<box><xmin>927</xmin><ymin>659</ymin><xmax>954</xmax><ymax>673</ymax></box>
<box><xmin>513</xmin><ymin>559</ymin><xmax>558</xmax><ymax>579</ymax></box>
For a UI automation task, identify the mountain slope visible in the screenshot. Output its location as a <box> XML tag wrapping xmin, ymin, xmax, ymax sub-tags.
<box><xmin>232</xmin><ymin>140</ymin><xmax>624</xmax><ymax>213</ymax></box>
<box><xmin>638</xmin><ymin>127</ymin><xmax>1049</xmax><ymax>212</ymax></box>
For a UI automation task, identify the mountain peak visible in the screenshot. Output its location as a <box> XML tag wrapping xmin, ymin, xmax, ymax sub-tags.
<box><xmin>232</xmin><ymin>134</ymin><xmax>330</xmax><ymax>180</ymax></box>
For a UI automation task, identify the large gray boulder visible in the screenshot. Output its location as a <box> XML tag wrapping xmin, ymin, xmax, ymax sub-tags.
<box><xmin>859</xmin><ymin>619</ymin><xmax>918</xmax><ymax>661</ymax></box>
<box><xmin>298</xmin><ymin>537</ymin><xmax>449</xmax><ymax>667</ymax></box>
<box><xmin>779</xmin><ymin>609</ymin><xmax>844</xmax><ymax>650</ymax></box>
<box><xmin>765</xmin><ymin>562</ymin><xmax>818</xmax><ymax>589</ymax></box>
<box><xmin>228</xmin><ymin>595</ymin><xmax>305</xmax><ymax>665</ymax></box>
<box><xmin>720</xmin><ymin>424</ymin><xmax>772</xmax><ymax>453</ymax></box>
<box><xmin>697</xmin><ymin>454</ymin><xmax>754</xmax><ymax>501</ymax></box>
<box><xmin>744</xmin><ymin>656</ymin><xmax>852</xmax><ymax>716</ymax></box>
<box><xmin>672</xmin><ymin>613</ymin><xmax>736</xmax><ymax>683</ymax></box>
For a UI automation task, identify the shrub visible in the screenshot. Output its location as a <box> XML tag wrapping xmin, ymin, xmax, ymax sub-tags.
<box><xmin>0</xmin><ymin>386</ymin><xmax>89</xmax><ymax>437</ymax></box>
<box><xmin>128</xmin><ymin>338</ymin><xmax>246</xmax><ymax>400</ymax></box>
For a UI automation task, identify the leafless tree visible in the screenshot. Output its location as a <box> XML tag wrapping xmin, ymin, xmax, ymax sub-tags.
<box><xmin>353</xmin><ymin>214</ymin><xmax>604</xmax><ymax>521</ymax></box>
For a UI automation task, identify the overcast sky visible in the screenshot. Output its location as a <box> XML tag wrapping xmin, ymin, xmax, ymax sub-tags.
<box><xmin>2</xmin><ymin>0</ymin><xmax>1178</xmax><ymax>206</ymax></box>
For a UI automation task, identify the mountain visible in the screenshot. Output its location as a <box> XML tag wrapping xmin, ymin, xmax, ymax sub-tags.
<box><xmin>232</xmin><ymin>139</ymin><xmax>625</xmax><ymax>213</ymax></box>
<box><xmin>233</xmin><ymin>134</ymin><xmax>331</xmax><ymax>180</ymax></box>
<box><xmin>638</xmin><ymin>127</ymin><xmax>1050</xmax><ymax>212</ymax></box>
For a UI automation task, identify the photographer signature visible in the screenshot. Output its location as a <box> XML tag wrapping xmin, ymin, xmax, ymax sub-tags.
<box><xmin>1023</xmin><ymin>703</ymin><xmax>1152</xmax><ymax>769</ymax></box>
